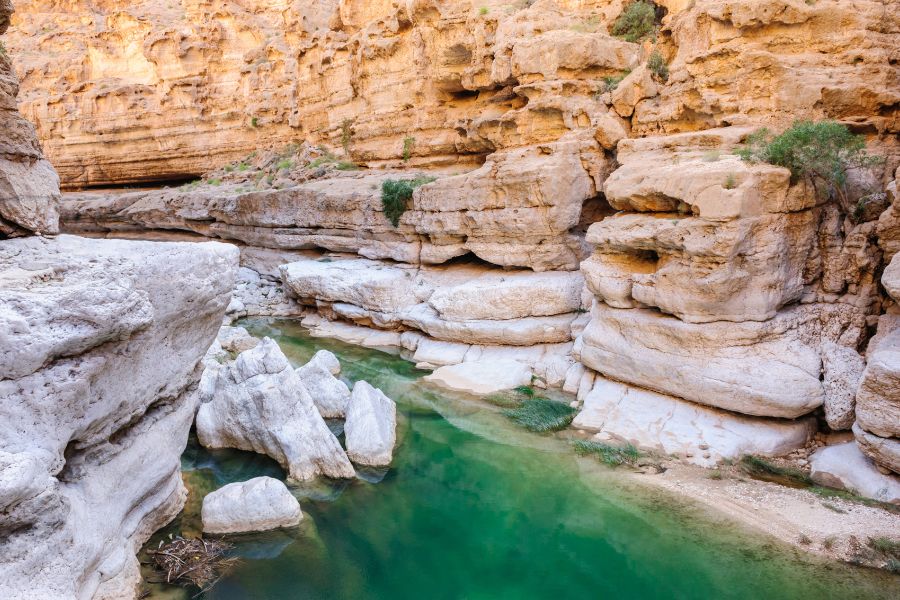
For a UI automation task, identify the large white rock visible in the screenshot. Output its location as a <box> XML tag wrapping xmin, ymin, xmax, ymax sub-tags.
<box><xmin>424</xmin><ymin>360</ymin><xmax>532</xmax><ymax>395</ymax></box>
<box><xmin>196</xmin><ymin>338</ymin><xmax>355</xmax><ymax>481</ymax></box>
<box><xmin>855</xmin><ymin>329</ymin><xmax>900</xmax><ymax>439</ymax></box>
<box><xmin>296</xmin><ymin>354</ymin><xmax>351</xmax><ymax>419</ymax></box>
<box><xmin>573</xmin><ymin>378</ymin><xmax>816</xmax><ymax>468</ymax></box>
<box><xmin>579</xmin><ymin>302</ymin><xmax>825</xmax><ymax>418</ymax></box>
<box><xmin>427</xmin><ymin>271</ymin><xmax>584</xmax><ymax>321</ymax></box>
<box><xmin>810</xmin><ymin>443</ymin><xmax>900</xmax><ymax>505</ymax></box>
<box><xmin>0</xmin><ymin>235</ymin><xmax>238</xmax><ymax>600</ymax></box>
<box><xmin>201</xmin><ymin>477</ymin><xmax>302</xmax><ymax>534</ymax></box>
<box><xmin>344</xmin><ymin>382</ymin><xmax>397</xmax><ymax>467</ymax></box>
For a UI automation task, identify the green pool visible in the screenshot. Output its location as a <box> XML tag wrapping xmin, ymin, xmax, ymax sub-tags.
<box><xmin>144</xmin><ymin>318</ymin><xmax>899</xmax><ymax>600</ymax></box>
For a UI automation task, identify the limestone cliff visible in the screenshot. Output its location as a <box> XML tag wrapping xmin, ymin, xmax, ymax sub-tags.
<box><xmin>0</xmin><ymin>11</ymin><xmax>241</xmax><ymax>598</ymax></box>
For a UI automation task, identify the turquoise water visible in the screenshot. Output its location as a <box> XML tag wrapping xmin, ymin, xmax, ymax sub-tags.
<box><xmin>145</xmin><ymin>318</ymin><xmax>899</xmax><ymax>600</ymax></box>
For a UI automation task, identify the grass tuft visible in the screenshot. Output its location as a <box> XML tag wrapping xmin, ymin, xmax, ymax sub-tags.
<box><xmin>574</xmin><ymin>440</ymin><xmax>641</xmax><ymax>467</ymax></box>
<box><xmin>738</xmin><ymin>455</ymin><xmax>813</xmax><ymax>487</ymax></box>
<box><xmin>504</xmin><ymin>398</ymin><xmax>577</xmax><ymax>432</ymax></box>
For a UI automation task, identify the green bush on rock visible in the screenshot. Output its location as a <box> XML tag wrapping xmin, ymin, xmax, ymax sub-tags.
<box><xmin>737</xmin><ymin>120</ymin><xmax>883</xmax><ymax>215</ymax></box>
<box><xmin>611</xmin><ymin>1</ymin><xmax>658</xmax><ymax>43</ymax></box>
<box><xmin>381</xmin><ymin>177</ymin><xmax>436</xmax><ymax>227</ymax></box>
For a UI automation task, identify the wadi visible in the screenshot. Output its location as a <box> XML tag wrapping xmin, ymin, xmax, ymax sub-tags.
<box><xmin>1</xmin><ymin>0</ymin><xmax>899</xmax><ymax>598</ymax></box>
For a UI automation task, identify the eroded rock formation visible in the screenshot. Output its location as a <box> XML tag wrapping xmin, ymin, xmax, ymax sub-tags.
<box><xmin>6</xmin><ymin>0</ymin><xmax>900</xmax><ymax>491</ymax></box>
<box><xmin>1</xmin><ymin>13</ymin><xmax>240</xmax><ymax>598</ymax></box>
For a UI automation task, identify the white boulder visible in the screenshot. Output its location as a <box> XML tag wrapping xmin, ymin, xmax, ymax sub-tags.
<box><xmin>810</xmin><ymin>443</ymin><xmax>900</xmax><ymax>504</ymax></box>
<box><xmin>196</xmin><ymin>338</ymin><xmax>355</xmax><ymax>481</ymax></box>
<box><xmin>821</xmin><ymin>342</ymin><xmax>865</xmax><ymax>431</ymax></box>
<box><xmin>424</xmin><ymin>359</ymin><xmax>532</xmax><ymax>396</ymax></box>
<box><xmin>345</xmin><ymin>382</ymin><xmax>397</xmax><ymax>467</ymax></box>
<box><xmin>296</xmin><ymin>353</ymin><xmax>351</xmax><ymax>419</ymax></box>
<box><xmin>202</xmin><ymin>477</ymin><xmax>303</xmax><ymax>534</ymax></box>
<box><xmin>573</xmin><ymin>378</ymin><xmax>816</xmax><ymax>468</ymax></box>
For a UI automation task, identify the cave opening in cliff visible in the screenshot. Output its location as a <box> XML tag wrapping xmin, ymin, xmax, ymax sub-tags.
<box><xmin>69</xmin><ymin>174</ymin><xmax>204</xmax><ymax>193</ymax></box>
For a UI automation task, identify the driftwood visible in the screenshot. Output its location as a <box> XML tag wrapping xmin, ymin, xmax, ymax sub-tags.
<box><xmin>147</xmin><ymin>536</ymin><xmax>239</xmax><ymax>593</ymax></box>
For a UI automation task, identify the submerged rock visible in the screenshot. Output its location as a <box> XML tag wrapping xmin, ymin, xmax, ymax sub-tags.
<box><xmin>196</xmin><ymin>338</ymin><xmax>355</xmax><ymax>481</ymax></box>
<box><xmin>424</xmin><ymin>360</ymin><xmax>533</xmax><ymax>396</ymax></box>
<box><xmin>345</xmin><ymin>382</ymin><xmax>397</xmax><ymax>467</ymax></box>
<box><xmin>573</xmin><ymin>378</ymin><xmax>816</xmax><ymax>468</ymax></box>
<box><xmin>202</xmin><ymin>477</ymin><xmax>303</xmax><ymax>534</ymax></box>
<box><xmin>810</xmin><ymin>443</ymin><xmax>900</xmax><ymax>505</ymax></box>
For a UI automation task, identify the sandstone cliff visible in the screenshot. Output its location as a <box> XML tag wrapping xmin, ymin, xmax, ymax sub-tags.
<box><xmin>7</xmin><ymin>0</ymin><xmax>898</xmax><ymax>189</ymax></box>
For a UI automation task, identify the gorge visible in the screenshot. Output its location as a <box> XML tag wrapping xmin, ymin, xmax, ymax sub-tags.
<box><xmin>1</xmin><ymin>0</ymin><xmax>899</xmax><ymax>598</ymax></box>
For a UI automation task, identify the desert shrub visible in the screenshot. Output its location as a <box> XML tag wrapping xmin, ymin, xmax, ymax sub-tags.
<box><xmin>503</xmin><ymin>398</ymin><xmax>577</xmax><ymax>432</ymax></box>
<box><xmin>611</xmin><ymin>1</ymin><xmax>658</xmax><ymax>43</ymax></box>
<box><xmin>647</xmin><ymin>50</ymin><xmax>669</xmax><ymax>82</ymax></box>
<box><xmin>381</xmin><ymin>176</ymin><xmax>436</xmax><ymax>226</ymax></box>
<box><xmin>736</xmin><ymin>121</ymin><xmax>883</xmax><ymax>215</ymax></box>
<box><xmin>250</xmin><ymin>116</ymin><xmax>259</xmax><ymax>128</ymax></box>
<box><xmin>275</xmin><ymin>159</ymin><xmax>293</xmax><ymax>171</ymax></box>
<box><xmin>601</xmin><ymin>72</ymin><xmax>629</xmax><ymax>93</ymax></box>
<box><xmin>869</xmin><ymin>537</ymin><xmax>900</xmax><ymax>560</ymax></box>
<box><xmin>479</xmin><ymin>6</ymin><xmax>489</xmax><ymax>15</ymax></box>
<box><xmin>574</xmin><ymin>440</ymin><xmax>641</xmax><ymax>467</ymax></box>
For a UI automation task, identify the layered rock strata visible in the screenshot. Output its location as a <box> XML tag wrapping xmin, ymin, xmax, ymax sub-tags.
<box><xmin>6</xmin><ymin>0</ymin><xmax>898</xmax><ymax>188</ymax></box>
<box><xmin>573</xmin><ymin>128</ymin><xmax>887</xmax><ymax>462</ymax></box>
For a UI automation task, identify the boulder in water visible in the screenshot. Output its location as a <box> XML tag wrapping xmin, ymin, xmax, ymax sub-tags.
<box><xmin>345</xmin><ymin>381</ymin><xmax>397</xmax><ymax>467</ymax></box>
<box><xmin>202</xmin><ymin>477</ymin><xmax>302</xmax><ymax>534</ymax></box>
<box><xmin>197</xmin><ymin>338</ymin><xmax>355</xmax><ymax>481</ymax></box>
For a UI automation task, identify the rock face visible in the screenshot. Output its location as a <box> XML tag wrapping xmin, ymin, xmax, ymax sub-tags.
<box><xmin>0</xmin><ymin>235</ymin><xmax>238</xmax><ymax>600</ymax></box>
<box><xmin>6</xmin><ymin>0</ymin><xmax>897</xmax><ymax>189</ymax></box>
<box><xmin>0</xmin><ymin>1</ymin><xmax>58</xmax><ymax>237</ymax></box>
<box><xmin>854</xmin><ymin>255</ymin><xmax>900</xmax><ymax>474</ymax></box>
<box><xmin>344</xmin><ymin>382</ymin><xmax>397</xmax><ymax>467</ymax></box>
<box><xmin>196</xmin><ymin>338</ymin><xmax>356</xmax><ymax>481</ymax></box>
<box><xmin>573</xmin><ymin>378</ymin><xmax>816</xmax><ymax>468</ymax></box>
<box><xmin>810</xmin><ymin>443</ymin><xmax>900</xmax><ymax>505</ymax></box>
<box><xmin>201</xmin><ymin>477</ymin><xmax>302</xmax><ymax>534</ymax></box>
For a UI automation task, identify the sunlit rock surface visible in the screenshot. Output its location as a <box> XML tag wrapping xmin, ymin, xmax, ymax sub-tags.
<box><xmin>344</xmin><ymin>381</ymin><xmax>397</xmax><ymax>467</ymax></box>
<box><xmin>810</xmin><ymin>443</ymin><xmax>900</xmax><ymax>505</ymax></box>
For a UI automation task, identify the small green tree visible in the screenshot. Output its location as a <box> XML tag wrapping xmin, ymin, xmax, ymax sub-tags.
<box><xmin>611</xmin><ymin>1</ymin><xmax>658</xmax><ymax>43</ymax></box>
<box><xmin>402</xmin><ymin>136</ymin><xmax>416</xmax><ymax>162</ymax></box>
<box><xmin>381</xmin><ymin>176</ymin><xmax>436</xmax><ymax>227</ymax></box>
<box><xmin>737</xmin><ymin>121</ymin><xmax>883</xmax><ymax>215</ymax></box>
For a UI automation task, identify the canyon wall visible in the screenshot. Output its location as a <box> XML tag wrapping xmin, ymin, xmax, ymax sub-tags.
<box><xmin>0</xmin><ymin>8</ymin><xmax>240</xmax><ymax>598</ymax></box>
<box><xmin>8</xmin><ymin>0</ymin><xmax>900</xmax><ymax>477</ymax></box>
<box><xmin>7</xmin><ymin>0</ymin><xmax>898</xmax><ymax>189</ymax></box>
